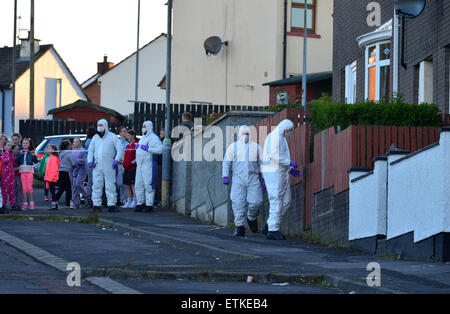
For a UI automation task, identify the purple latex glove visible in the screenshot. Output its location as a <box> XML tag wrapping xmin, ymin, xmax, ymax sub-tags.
<box><xmin>290</xmin><ymin>161</ymin><xmax>298</xmax><ymax>169</ymax></box>
<box><xmin>112</xmin><ymin>160</ymin><xmax>119</xmax><ymax>169</ymax></box>
<box><xmin>262</xmin><ymin>180</ymin><xmax>266</xmax><ymax>192</ymax></box>
<box><xmin>140</xmin><ymin>144</ymin><xmax>149</xmax><ymax>152</ymax></box>
<box><xmin>290</xmin><ymin>168</ymin><xmax>302</xmax><ymax>178</ymax></box>
<box><xmin>223</xmin><ymin>177</ymin><xmax>230</xmax><ymax>185</ymax></box>
<box><xmin>134</xmin><ymin>144</ymin><xmax>140</xmax><ymax>150</ymax></box>
<box><xmin>88</xmin><ymin>162</ymin><xmax>95</xmax><ymax>169</ymax></box>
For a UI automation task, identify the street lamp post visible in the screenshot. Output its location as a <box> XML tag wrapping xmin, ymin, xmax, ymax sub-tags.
<box><xmin>161</xmin><ymin>0</ymin><xmax>173</xmax><ymax>209</ymax></box>
<box><xmin>302</xmin><ymin>0</ymin><xmax>308</xmax><ymax>111</ymax></box>
<box><xmin>11</xmin><ymin>0</ymin><xmax>17</xmax><ymax>134</ymax></box>
<box><xmin>135</xmin><ymin>0</ymin><xmax>140</xmax><ymax>103</ymax></box>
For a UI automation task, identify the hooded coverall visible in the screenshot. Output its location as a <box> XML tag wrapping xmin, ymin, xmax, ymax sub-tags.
<box><xmin>135</xmin><ymin>121</ymin><xmax>163</xmax><ymax>207</ymax></box>
<box><xmin>261</xmin><ymin>119</ymin><xmax>294</xmax><ymax>232</ymax></box>
<box><xmin>87</xmin><ymin>119</ymin><xmax>124</xmax><ymax>207</ymax></box>
<box><xmin>223</xmin><ymin>125</ymin><xmax>263</xmax><ymax>227</ymax></box>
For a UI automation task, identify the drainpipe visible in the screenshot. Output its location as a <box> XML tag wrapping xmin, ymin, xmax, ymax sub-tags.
<box><xmin>393</xmin><ymin>9</ymin><xmax>399</xmax><ymax>94</ymax></box>
<box><xmin>283</xmin><ymin>0</ymin><xmax>288</xmax><ymax>79</ymax></box>
<box><xmin>0</xmin><ymin>89</ymin><xmax>4</xmax><ymax>133</ymax></box>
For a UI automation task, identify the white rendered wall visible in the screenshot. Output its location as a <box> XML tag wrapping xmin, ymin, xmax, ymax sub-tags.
<box><xmin>349</xmin><ymin>161</ymin><xmax>387</xmax><ymax>241</ymax></box>
<box><xmin>99</xmin><ymin>36</ymin><xmax>166</xmax><ymax>116</ymax></box>
<box><xmin>387</xmin><ymin>133</ymin><xmax>449</xmax><ymax>242</ymax></box>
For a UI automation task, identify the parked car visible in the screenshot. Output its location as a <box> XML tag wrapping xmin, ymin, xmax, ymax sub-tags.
<box><xmin>33</xmin><ymin>134</ymin><xmax>86</xmax><ymax>179</ymax></box>
<box><xmin>33</xmin><ymin>133</ymin><xmax>141</xmax><ymax>179</ymax></box>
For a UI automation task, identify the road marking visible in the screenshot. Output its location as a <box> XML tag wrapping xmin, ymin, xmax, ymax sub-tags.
<box><xmin>85</xmin><ymin>277</ymin><xmax>142</xmax><ymax>294</ymax></box>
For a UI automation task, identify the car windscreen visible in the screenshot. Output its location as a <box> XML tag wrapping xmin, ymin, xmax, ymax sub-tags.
<box><xmin>35</xmin><ymin>139</ymin><xmax>49</xmax><ymax>154</ymax></box>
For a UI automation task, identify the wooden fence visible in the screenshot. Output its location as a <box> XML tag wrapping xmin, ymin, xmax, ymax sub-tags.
<box><xmin>133</xmin><ymin>103</ymin><xmax>268</xmax><ymax>136</ymax></box>
<box><xmin>19</xmin><ymin>119</ymin><xmax>133</xmax><ymax>147</ymax></box>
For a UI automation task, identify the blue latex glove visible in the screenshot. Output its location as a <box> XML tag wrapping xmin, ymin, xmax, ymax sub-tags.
<box><xmin>290</xmin><ymin>168</ymin><xmax>302</xmax><ymax>178</ymax></box>
<box><xmin>140</xmin><ymin>144</ymin><xmax>149</xmax><ymax>152</ymax></box>
<box><xmin>262</xmin><ymin>180</ymin><xmax>266</xmax><ymax>192</ymax></box>
<box><xmin>112</xmin><ymin>160</ymin><xmax>119</xmax><ymax>169</ymax></box>
<box><xmin>223</xmin><ymin>177</ymin><xmax>230</xmax><ymax>185</ymax></box>
<box><xmin>88</xmin><ymin>162</ymin><xmax>95</xmax><ymax>169</ymax></box>
<box><xmin>135</xmin><ymin>144</ymin><xmax>140</xmax><ymax>150</ymax></box>
<box><xmin>290</xmin><ymin>161</ymin><xmax>298</xmax><ymax>169</ymax></box>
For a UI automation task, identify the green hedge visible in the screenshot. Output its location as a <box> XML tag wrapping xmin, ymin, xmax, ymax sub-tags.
<box><xmin>268</xmin><ymin>94</ymin><xmax>443</xmax><ymax>133</ymax></box>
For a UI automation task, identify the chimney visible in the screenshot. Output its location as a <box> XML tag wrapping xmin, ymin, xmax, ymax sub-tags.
<box><xmin>19</xmin><ymin>31</ymin><xmax>40</xmax><ymax>60</ymax></box>
<box><xmin>97</xmin><ymin>55</ymin><xmax>114</xmax><ymax>74</ymax></box>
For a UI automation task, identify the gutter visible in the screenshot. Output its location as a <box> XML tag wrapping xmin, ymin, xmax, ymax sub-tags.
<box><xmin>283</xmin><ymin>0</ymin><xmax>288</xmax><ymax>79</ymax></box>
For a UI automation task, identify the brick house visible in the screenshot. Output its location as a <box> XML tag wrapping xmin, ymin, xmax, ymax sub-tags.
<box><xmin>333</xmin><ymin>0</ymin><xmax>450</xmax><ymax>116</ymax></box>
<box><xmin>47</xmin><ymin>99</ymin><xmax>125</xmax><ymax>124</ymax></box>
<box><xmin>81</xmin><ymin>56</ymin><xmax>114</xmax><ymax>105</ymax></box>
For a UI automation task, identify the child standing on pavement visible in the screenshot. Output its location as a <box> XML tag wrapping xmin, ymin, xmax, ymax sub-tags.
<box><xmin>39</xmin><ymin>150</ymin><xmax>51</xmax><ymax>201</ymax></box>
<box><xmin>15</xmin><ymin>138</ymin><xmax>38</xmax><ymax>210</ymax></box>
<box><xmin>56</xmin><ymin>140</ymin><xmax>76</xmax><ymax>208</ymax></box>
<box><xmin>122</xmin><ymin>130</ymin><xmax>138</xmax><ymax>209</ymax></box>
<box><xmin>1</xmin><ymin>142</ymin><xmax>16</xmax><ymax>210</ymax></box>
<box><xmin>12</xmin><ymin>145</ymin><xmax>23</xmax><ymax>210</ymax></box>
<box><xmin>44</xmin><ymin>145</ymin><xmax>60</xmax><ymax>211</ymax></box>
<box><xmin>71</xmin><ymin>137</ymin><xmax>88</xmax><ymax>209</ymax></box>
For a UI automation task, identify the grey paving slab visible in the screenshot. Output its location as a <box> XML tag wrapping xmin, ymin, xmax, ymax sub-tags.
<box><xmin>0</xmin><ymin>241</ymin><xmax>104</xmax><ymax>294</ymax></box>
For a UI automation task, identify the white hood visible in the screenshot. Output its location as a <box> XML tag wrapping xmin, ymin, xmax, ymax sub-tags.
<box><xmin>142</xmin><ymin>121</ymin><xmax>154</xmax><ymax>136</ymax></box>
<box><xmin>97</xmin><ymin>119</ymin><xmax>109</xmax><ymax>134</ymax></box>
<box><xmin>238</xmin><ymin>125</ymin><xmax>250</xmax><ymax>142</ymax></box>
<box><xmin>276</xmin><ymin>119</ymin><xmax>294</xmax><ymax>136</ymax></box>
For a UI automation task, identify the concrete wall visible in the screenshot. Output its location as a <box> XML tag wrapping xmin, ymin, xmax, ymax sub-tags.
<box><xmin>311</xmin><ymin>187</ymin><xmax>349</xmax><ymax>246</ymax></box>
<box><xmin>171</xmin><ymin>0</ymin><xmax>333</xmax><ymax>106</ymax></box>
<box><xmin>171</xmin><ymin>111</ymin><xmax>274</xmax><ymax>226</ymax></box>
<box><xmin>13</xmin><ymin>48</ymin><xmax>86</xmax><ymax>134</ymax></box>
<box><xmin>98</xmin><ymin>36</ymin><xmax>166</xmax><ymax>116</ymax></box>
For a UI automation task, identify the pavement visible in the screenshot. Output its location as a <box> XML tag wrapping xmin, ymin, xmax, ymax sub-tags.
<box><xmin>0</xmin><ymin>188</ymin><xmax>449</xmax><ymax>294</ymax></box>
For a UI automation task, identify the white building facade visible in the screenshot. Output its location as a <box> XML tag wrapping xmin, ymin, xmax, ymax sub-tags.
<box><xmin>98</xmin><ymin>34</ymin><xmax>167</xmax><ymax>116</ymax></box>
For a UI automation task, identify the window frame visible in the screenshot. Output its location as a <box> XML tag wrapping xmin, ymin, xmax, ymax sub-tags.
<box><xmin>345</xmin><ymin>61</ymin><xmax>357</xmax><ymax>104</ymax></box>
<box><xmin>364</xmin><ymin>41</ymin><xmax>391</xmax><ymax>102</ymax></box>
<box><xmin>291</xmin><ymin>0</ymin><xmax>317</xmax><ymax>34</ymax></box>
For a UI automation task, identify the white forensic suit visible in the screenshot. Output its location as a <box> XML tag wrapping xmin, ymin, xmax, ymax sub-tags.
<box><xmin>222</xmin><ymin>126</ymin><xmax>263</xmax><ymax>227</ymax></box>
<box><xmin>261</xmin><ymin>119</ymin><xmax>294</xmax><ymax>232</ymax></box>
<box><xmin>87</xmin><ymin>119</ymin><xmax>124</xmax><ymax>207</ymax></box>
<box><xmin>135</xmin><ymin>121</ymin><xmax>163</xmax><ymax>206</ymax></box>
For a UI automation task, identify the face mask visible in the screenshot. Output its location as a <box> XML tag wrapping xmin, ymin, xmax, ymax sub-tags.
<box><xmin>97</xmin><ymin>126</ymin><xmax>105</xmax><ymax>133</ymax></box>
<box><xmin>285</xmin><ymin>131</ymin><xmax>292</xmax><ymax>138</ymax></box>
<box><xmin>244</xmin><ymin>135</ymin><xmax>250</xmax><ymax>144</ymax></box>
<box><xmin>142</xmin><ymin>128</ymin><xmax>147</xmax><ymax>135</ymax></box>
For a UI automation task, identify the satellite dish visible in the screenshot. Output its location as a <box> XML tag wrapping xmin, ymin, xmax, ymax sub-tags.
<box><xmin>204</xmin><ymin>36</ymin><xmax>226</xmax><ymax>55</ymax></box>
<box><xmin>395</xmin><ymin>0</ymin><xmax>426</xmax><ymax>18</ymax></box>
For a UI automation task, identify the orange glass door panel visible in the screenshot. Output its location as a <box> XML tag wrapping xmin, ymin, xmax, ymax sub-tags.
<box><xmin>368</xmin><ymin>66</ymin><xmax>376</xmax><ymax>101</ymax></box>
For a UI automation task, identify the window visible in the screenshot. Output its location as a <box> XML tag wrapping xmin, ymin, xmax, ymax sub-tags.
<box><xmin>291</xmin><ymin>0</ymin><xmax>316</xmax><ymax>33</ymax></box>
<box><xmin>345</xmin><ymin>61</ymin><xmax>357</xmax><ymax>104</ymax></box>
<box><xmin>365</xmin><ymin>42</ymin><xmax>391</xmax><ymax>101</ymax></box>
<box><xmin>418</xmin><ymin>60</ymin><xmax>433</xmax><ymax>104</ymax></box>
<box><xmin>276</xmin><ymin>89</ymin><xmax>289</xmax><ymax>105</ymax></box>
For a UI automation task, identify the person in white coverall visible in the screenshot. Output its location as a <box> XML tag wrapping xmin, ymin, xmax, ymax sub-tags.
<box><xmin>134</xmin><ymin>121</ymin><xmax>163</xmax><ymax>213</ymax></box>
<box><xmin>222</xmin><ymin>125</ymin><xmax>264</xmax><ymax>237</ymax></box>
<box><xmin>261</xmin><ymin>119</ymin><xmax>301</xmax><ymax>240</ymax></box>
<box><xmin>87</xmin><ymin>119</ymin><xmax>124</xmax><ymax>213</ymax></box>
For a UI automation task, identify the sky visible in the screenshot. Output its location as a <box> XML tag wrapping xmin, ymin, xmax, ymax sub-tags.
<box><xmin>0</xmin><ymin>0</ymin><xmax>168</xmax><ymax>83</ymax></box>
